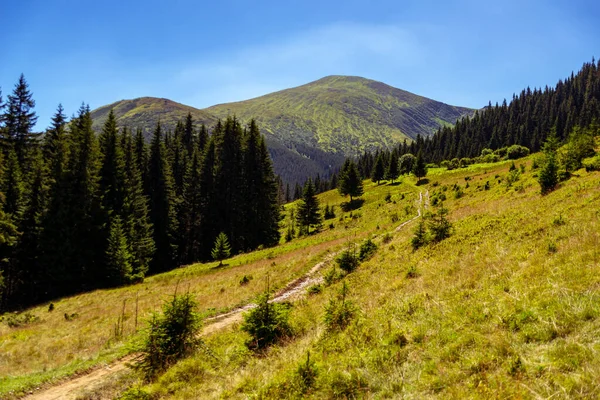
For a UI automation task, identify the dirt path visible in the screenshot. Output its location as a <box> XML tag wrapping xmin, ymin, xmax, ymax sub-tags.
<box><xmin>23</xmin><ymin>191</ymin><xmax>426</xmax><ymax>400</ymax></box>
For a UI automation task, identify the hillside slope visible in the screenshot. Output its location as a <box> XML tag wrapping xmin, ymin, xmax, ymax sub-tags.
<box><xmin>90</xmin><ymin>76</ymin><xmax>474</xmax><ymax>184</ymax></box>
<box><xmin>5</xmin><ymin>154</ymin><xmax>600</xmax><ymax>399</ymax></box>
<box><xmin>207</xmin><ymin>75</ymin><xmax>474</xmax><ymax>155</ymax></box>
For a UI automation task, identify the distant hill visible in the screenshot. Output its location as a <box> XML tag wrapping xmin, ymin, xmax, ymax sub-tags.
<box><xmin>91</xmin><ymin>76</ymin><xmax>474</xmax><ymax>184</ymax></box>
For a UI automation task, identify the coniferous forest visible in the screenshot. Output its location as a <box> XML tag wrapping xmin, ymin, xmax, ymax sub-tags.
<box><xmin>351</xmin><ymin>60</ymin><xmax>600</xmax><ymax>178</ymax></box>
<box><xmin>0</xmin><ymin>75</ymin><xmax>281</xmax><ymax>311</ymax></box>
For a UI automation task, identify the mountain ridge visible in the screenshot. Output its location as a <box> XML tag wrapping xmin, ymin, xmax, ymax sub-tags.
<box><xmin>91</xmin><ymin>76</ymin><xmax>475</xmax><ymax>184</ymax></box>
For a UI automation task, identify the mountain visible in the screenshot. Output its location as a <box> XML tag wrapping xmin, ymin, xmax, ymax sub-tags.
<box><xmin>90</xmin><ymin>76</ymin><xmax>475</xmax><ymax>184</ymax></box>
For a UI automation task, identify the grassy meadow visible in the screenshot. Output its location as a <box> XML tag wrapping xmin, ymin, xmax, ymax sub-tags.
<box><xmin>3</xmin><ymin>154</ymin><xmax>600</xmax><ymax>399</ymax></box>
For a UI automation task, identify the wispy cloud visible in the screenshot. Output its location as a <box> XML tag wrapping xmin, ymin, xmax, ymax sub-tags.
<box><xmin>173</xmin><ymin>22</ymin><xmax>425</xmax><ymax>107</ymax></box>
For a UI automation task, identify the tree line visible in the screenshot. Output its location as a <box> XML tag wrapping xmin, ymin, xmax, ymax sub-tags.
<box><xmin>0</xmin><ymin>75</ymin><xmax>281</xmax><ymax>311</ymax></box>
<box><xmin>349</xmin><ymin>59</ymin><xmax>600</xmax><ymax>178</ymax></box>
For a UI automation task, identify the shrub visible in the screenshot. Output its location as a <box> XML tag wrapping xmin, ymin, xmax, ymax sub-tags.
<box><xmin>295</xmin><ymin>352</ymin><xmax>318</xmax><ymax>393</ymax></box>
<box><xmin>406</xmin><ymin>265</ymin><xmax>419</xmax><ymax>279</ymax></box>
<box><xmin>358</xmin><ymin>239</ymin><xmax>378</xmax><ymax>261</ymax></box>
<box><xmin>136</xmin><ymin>292</ymin><xmax>202</xmax><ymax>380</ymax></box>
<box><xmin>506</xmin><ymin>145</ymin><xmax>530</xmax><ymax>160</ymax></box>
<box><xmin>6</xmin><ymin>312</ymin><xmax>40</xmax><ymax>328</ymax></box>
<box><xmin>323</xmin><ymin>204</ymin><xmax>336</xmax><ymax>220</ymax></box>
<box><xmin>428</xmin><ymin>204</ymin><xmax>452</xmax><ymax>243</ymax></box>
<box><xmin>324</xmin><ymin>282</ymin><xmax>356</xmax><ymax>332</ymax></box>
<box><xmin>239</xmin><ymin>275</ymin><xmax>252</xmax><ymax>285</ymax></box>
<box><xmin>538</xmin><ymin>153</ymin><xmax>559</xmax><ymax>194</ymax></box>
<box><xmin>583</xmin><ymin>156</ymin><xmax>600</xmax><ymax>172</ymax></box>
<box><xmin>384</xmin><ymin>192</ymin><xmax>392</xmax><ymax>202</ymax></box>
<box><xmin>382</xmin><ymin>233</ymin><xmax>393</xmax><ymax>244</ymax></box>
<box><xmin>241</xmin><ymin>292</ymin><xmax>292</xmax><ymax>350</ymax></box>
<box><xmin>411</xmin><ymin>220</ymin><xmax>427</xmax><ymax>250</ymax></box>
<box><xmin>323</xmin><ymin>266</ymin><xmax>345</xmax><ymax>286</ymax></box>
<box><xmin>505</xmin><ymin>169</ymin><xmax>521</xmax><ymax>188</ymax></box>
<box><xmin>336</xmin><ymin>248</ymin><xmax>359</xmax><ymax>273</ymax></box>
<box><xmin>307</xmin><ymin>284</ymin><xmax>322</xmax><ymax>295</ymax></box>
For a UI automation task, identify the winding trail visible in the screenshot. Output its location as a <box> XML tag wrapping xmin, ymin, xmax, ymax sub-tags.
<box><xmin>23</xmin><ymin>191</ymin><xmax>427</xmax><ymax>400</ymax></box>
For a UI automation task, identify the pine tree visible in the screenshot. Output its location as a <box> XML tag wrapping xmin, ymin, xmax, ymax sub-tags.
<box><xmin>371</xmin><ymin>153</ymin><xmax>385</xmax><ymax>184</ymax></box>
<box><xmin>211</xmin><ymin>232</ymin><xmax>231</xmax><ymax>267</ymax></box>
<box><xmin>413</xmin><ymin>150</ymin><xmax>427</xmax><ymax>183</ymax></box>
<box><xmin>121</xmin><ymin>130</ymin><xmax>154</xmax><ymax>278</ymax></box>
<box><xmin>338</xmin><ymin>160</ymin><xmax>364</xmax><ymax>202</ymax></box>
<box><xmin>183</xmin><ymin>112</ymin><xmax>195</xmax><ymax>154</ymax></box>
<box><xmin>105</xmin><ymin>216</ymin><xmax>133</xmax><ymax>285</ymax></box>
<box><xmin>13</xmin><ymin>151</ymin><xmax>47</xmax><ymax>305</ymax></box>
<box><xmin>134</xmin><ymin>128</ymin><xmax>148</xmax><ymax>189</ymax></box>
<box><xmin>1</xmin><ymin>148</ymin><xmax>23</xmax><ymax>217</ymax></box>
<box><xmin>178</xmin><ymin>148</ymin><xmax>203</xmax><ymax>264</ymax></box>
<box><xmin>1</xmin><ymin>74</ymin><xmax>38</xmax><ymax>166</ymax></box>
<box><xmin>386</xmin><ymin>152</ymin><xmax>399</xmax><ymax>183</ymax></box>
<box><xmin>241</xmin><ymin>120</ymin><xmax>281</xmax><ymax>250</ymax></box>
<box><xmin>296</xmin><ymin>179</ymin><xmax>321</xmax><ymax>234</ymax></box>
<box><xmin>99</xmin><ymin>109</ymin><xmax>126</xmax><ymax>217</ymax></box>
<box><xmin>197</xmin><ymin>124</ymin><xmax>208</xmax><ymax>153</ymax></box>
<box><xmin>147</xmin><ymin>122</ymin><xmax>178</xmax><ymax>272</ymax></box>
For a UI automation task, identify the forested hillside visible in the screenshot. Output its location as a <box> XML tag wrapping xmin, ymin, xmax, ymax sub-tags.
<box><xmin>91</xmin><ymin>76</ymin><xmax>474</xmax><ymax>185</ymax></box>
<box><xmin>359</xmin><ymin>60</ymin><xmax>600</xmax><ymax>166</ymax></box>
<box><xmin>0</xmin><ymin>78</ymin><xmax>281</xmax><ymax>311</ymax></box>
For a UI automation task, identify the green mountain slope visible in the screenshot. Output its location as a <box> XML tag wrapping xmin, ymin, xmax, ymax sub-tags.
<box><xmin>207</xmin><ymin>75</ymin><xmax>474</xmax><ymax>155</ymax></box>
<box><xmin>90</xmin><ymin>76</ymin><xmax>474</xmax><ymax>184</ymax></box>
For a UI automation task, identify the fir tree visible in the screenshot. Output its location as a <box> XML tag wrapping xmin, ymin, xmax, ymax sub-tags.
<box><xmin>178</xmin><ymin>148</ymin><xmax>203</xmax><ymax>264</ymax></box>
<box><xmin>1</xmin><ymin>74</ymin><xmax>38</xmax><ymax>166</ymax></box>
<box><xmin>183</xmin><ymin>112</ymin><xmax>195</xmax><ymax>154</ymax></box>
<box><xmin>147</xmin><ymin>122</ymin><xmax>178</xmax><ymax>272</ymax></box>
<box><xmin>371</xmin><ymin>153</ymin><xmax>385</xmax><ymax>184</ymax></box>
<box><xmin>98</xmin><ymin>109</ymin><xmax>126</xmax><ymax>217</ymax></box>
<box><xmin>105</xmin><ymin>216</ymin><xmax>133</xmax><ymax>285</ymax></box>
<box><xmin>198</xmin><ymin>137</ymin><xmax>219</xmax><ymax>260</ymax></box>
<box><xmin>338</xmin><ymin>160</ymin><xmax>364</xmax><ymax>202</ymax></box>
<box><xmin>211</xmin><ymin>232</ymin><xmax>231</xmax><ymax>267</ymax></box>
<box><xmin>386</xmin><ymin>152</ymin><xmax>399</xmax><ymax>183</ymax></box>
<box><xmin>121</xmin><ymin>130</ymin><xmax>154</xmax><ymax>278</ymax></box>
<box><xmin>197</xmin><ymin>124</ymin><xmax>208</xmax><ymax>153</ymax></box>
<box><xmin>1</xmin><ymin>148</ymin><xmax>23</xmax><ymax>217</ymax></box>
<box><xmin>413</xmin><ymin>150</ymin><xmax>427</xmax><ymax>183</ymax></box>
<box><xmin>296</xmin><ymin>179</ymin><xmax>321</xmax><ymax>234</ymax></box>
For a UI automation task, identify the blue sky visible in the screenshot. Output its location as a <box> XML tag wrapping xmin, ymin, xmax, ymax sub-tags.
<box><xmin>1</xmin><ymin>0</ymin><xmax>598</xmax><ymax>130</ymax></box>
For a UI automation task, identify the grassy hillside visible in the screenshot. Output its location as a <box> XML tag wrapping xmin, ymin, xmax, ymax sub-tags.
<box><xmin>207</xmin><ymin>75</ymin><xmax>474</xmax><ymax>156</ymax></box>
<box><xmin>4</xmin><ymin>152</ymin><xmax>598</xmax><ymax>399</ymax></box>
<box><xmin>90</xmin><ymin>76</ymin><xmax>474</xmax><ymax>184</ymax></box>
<box><xmin>90</xmin><ymin>97</ymin><xmax>217</xmax><ymax>137</ymax></box>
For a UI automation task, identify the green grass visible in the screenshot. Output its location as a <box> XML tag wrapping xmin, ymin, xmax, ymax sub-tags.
<box><xmin>115</xmin><ymin>154</ymin><xmax>600</xmax><ymax>399</ymax></box>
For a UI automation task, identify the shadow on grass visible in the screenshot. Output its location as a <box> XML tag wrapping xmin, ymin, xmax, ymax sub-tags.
<box><xmin>341</xmin><ymin>198</ymin><xmax>365</xmax><ymax>212</ymax></box>
<box><xmin>416</xmin><ymin>178</ymin><xmax>429</xmax><ymax>186</ymax></box>
<box><xmin>387</xmin><ymin>181</ymin><xmax>402</xmax><ymax>186</ymax></box>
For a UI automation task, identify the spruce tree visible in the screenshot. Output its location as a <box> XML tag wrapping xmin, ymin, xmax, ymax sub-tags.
<box><xmin>371</xmin><ymin>153</ymin><xmax>385</xmax><ymax>184</ymax></box>
<box><xmin>178</xmin><ymin>149</ymin><xmax>203</xmax><ymax>264</ymax></box>
<box><xmin>1</xmin><ymin>74</ymin><xmax>38</xmax><ymax>166</ymax></box>
<box><xmin>183</xmin><ymin>112</ymin><xmax>195</xmax><ymax>154</ymax></box>
<box><xmin>413</xmin><ymin>150</ymin><xmax>427</xmax><ymax>183</ymax></box>
<box><xmin>147</xmin><ymin>122</ymin><xmax>178</xmax><ymax>272</ymax></box>
<box><xmin>105</xmin><ymin>215</ymin><xmax>133</xmax><ymax>285</ymax></box>
<box><xmin>99</xmin><ymin>109</ymin><xmax>126</xmax><ymax>217</ymax></box>
<box><xmin>197</xmin><ymin>124</ymin><xmax>208</xmax><ymax>153</ymax></box>
<box><xmin>338</xmin><ymin>160</ymin><xmax>364</xmax><ymax>202</ymax></box>
<box><xmin>121</xmin><ymin>130</ymin><xmax>154</xmax><ymax>278</ymax></box>
<box><xmin>13</xmin><ymin>151</ymin><xmax>47</xmax><ymax>305</ymax></box>
<box><xmin>211</xmin><ymin>232</ymin><xmax>231</xmax><ymax>266</ymax></box>
<box><xmin>296</xmin><ymin>179</ymin><xmax>321</xmax><ymax>234</ymax></box>
<box><xmin>1</xmin><ymin>148</ymin><xmax>23</xmax><ymax>217</ymax></box>
<box><xmin>386</xmin><ymin>152</ymin><xmax>400</xmax><ymax>183</ymax></box>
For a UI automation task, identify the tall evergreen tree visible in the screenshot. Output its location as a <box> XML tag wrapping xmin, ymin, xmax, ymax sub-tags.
<box><xmin>121</xmin><ymin>129</ymin><xmax>154</xmax><ymax>278</ymax></box>
<box><xmin>338</xmin><ymin>160</ymin><xmax>364</xmax><ymax>202</ymax></box>
<box><xmin>99</xmin><ymin>109</ymin><xmax>126</xmax><ymax>217</ymax></box>
<box><xmin>197</xmin><ymin>124</ymin><xmax>208</xmax><ymax>153</ymax></box>
<box><xmin>413</xmin><ymin>150</ymin><xmax>427</xmax><ymax>183</ymax></box>
<box><xmin>296</xmin><ymin>179</ymin><xmax>321</xmax><ymax>235</ymax></box>
<box><xmin>386</xmin><ymin>152</ymin><xmax>399</xmax><ymax>183</ymax></box>
<box><xmin>178</xmin><ymin>148</ymin><xmax>203</xmax><ymax>264</ymax></box>
<box><xmin>183</xmin><ymin>112</ymin><xmax>195</xmax><ymax>154</ymax></box>
<box><xmin>198</xmin><ymin>137</ymin><xmax>218</xmax><ymax>259</ymax></box>
<box><xmin>371</xmin><ymin>153</ymin><xmax>385</xmax><ymax>184</ymax></box>
<box><xmin>105</xmin><ymin>215</ymin><xmax>133</xmax><ymax>285</ymax></box>
<box><xmin>1</xmin><ymin>148</ymin><xmax>23</xmax><ymax>217</ymax></box>
<box><xmin>1</xmin><ymin>74</ymin><xmax>38</xmax><ymax>166</ymax></box>
<box><xmin>147</xmin><ymin>122</ymin><xmax>178</xmax><ymax>272</ymax></box>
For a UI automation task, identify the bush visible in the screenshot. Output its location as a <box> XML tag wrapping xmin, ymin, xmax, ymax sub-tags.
<box><xmin>239</xmin><ymin>275</ymin><xmax>252</xmax><ymax>285</ymax></box>
<box><xmin>506</xmin><ymin>145</ymin><xmax>530</xmax><ymax>160</ymax></box>
<box><xmin>295</xmin><ymin>352</ymin><xmax>318</xmax><ymax>393</ymax></box>
<box><xmin>136</xmin><ymin>292</ymin><xmax>202</xmax><ymax>380</ymax></box>
<box><xmin>323</xmin><ymin>265</ymin><xmax>345</xmax><ymax>286</ymax></box>
<box><xmin>324</xmin><ymin>282</ymin><xmax>356</xmax><ymax>332</ymax></box>
<box><xmin>358</xmin><ymin>239</ymin><xmax>378</xmax><ymax>261</ymax></box>
<box><xmin>323</xmin><ymin>204</ymin><xmax>336</xmax><ymax>220</ymax></box>
<box><xmin>538</xmin><ymin>153</ymin><xmax>559</xmax><ymax>194</ymax></box>
<box><xmin>6</xmin><ymin>312</ymin><xmax>40</xmax><ymax>328</ymax></box>
<box><xmin>583</xmin><ymin>156</ymin><xmax>600</xmax><ymax>172</ymax></box>
<box><xmin>382</xmin><ymin>233</ymin><xmax>393</xmax><ymax>244</ymax></box>
<box><xmin>411</xmin><ymin>220</ymin><xmax>427</xmax><ymax>250</ymax></box>
<box><xmin>428</xmin><ymin>204</ymin><xmax>452</xmax><ymax>243</ymax></box>
<box><xmin>241</xmin><ymin>292</ymin><xmax>292</xmax><ymax>350</ymax></box>
<box><xmin>336</xmin><ymin>248</ymin><xmax>359</xmax><ymax>273</ymax></box>
<box><xmin>307</xmin><ymin>284</ymin><xmax>323</xmax><ymax>295</ymax></box>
